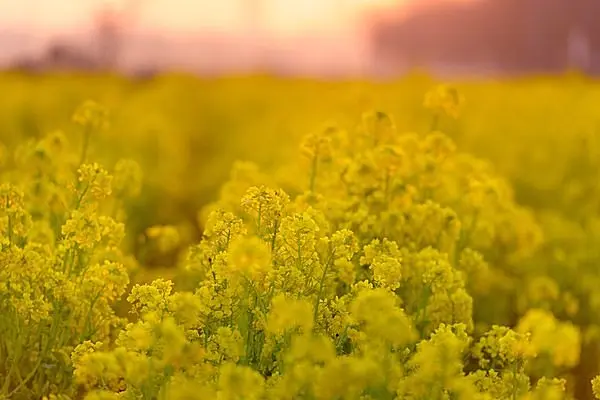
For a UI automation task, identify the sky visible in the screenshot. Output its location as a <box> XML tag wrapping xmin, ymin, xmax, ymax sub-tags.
<box><xmin>0</xmin><ymin>0</ymin><xmax>455</xmax><ymax>74</ymax></box>
<box><xmin>0</xmin><ymin>0</ymin><xmax>404</xmax><ymax>35</ymax></box>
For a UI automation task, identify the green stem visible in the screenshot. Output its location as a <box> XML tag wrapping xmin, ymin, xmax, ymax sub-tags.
<box><xmin>313</xmin><ymin>249</ymin><xmax>335</xmax><ymax>325</ymax></box>
<box><xmin>511</xmin><ymin>359</ymin><xmax>519</xmax><ymax>400</ymax></box>
<box><xmin>257</xmin><ymin>203</ymin><xmax>263</xmax><ymax>236</ymax></box>
<box><xmin>309</xmin><ymin>148</ymin><xmax>319</xmax><ymax>192</ymax></box>
<box><xmin>7</xmin><ymin>305</ymin><xmax>63</xmax><ymax>398</ymax></box>
<box><xmin>79</xmin><ymin>126</ymin><xmax>92</xmax><ymax>166</ymax></box>
<box><xmin>383</xmin><ymin>168</ymin><xmax>391</xmax><ymax>210</ymax></box>
<box><xmin>73</xmin><ymin>183</ymin><xmax>91</xmax><ymax>210</ymax></box>
<box><xmin>453</xmin><ymin>210</ymin><xmax>480</xmax><ymax>267</ymax></box>
<box><xmin>270</xmin><ymin>218</ymin><xmax>280</xmax><ymax>252</ymax></box>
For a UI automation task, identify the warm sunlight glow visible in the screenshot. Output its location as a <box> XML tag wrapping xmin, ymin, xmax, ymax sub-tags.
<box><xmin>1</xmin><ymin>0</ymin><xmax>408</xmax><ymax>34</ymax></box>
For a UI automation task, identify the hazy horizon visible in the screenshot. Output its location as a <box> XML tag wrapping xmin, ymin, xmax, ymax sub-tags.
<box><xmin>1</xmin><ymin>0</ymin><xmax>410</xmax><ymax>34</ymax></box>
<box><xmin>0</xmin><ymin>0</ymin><xmax>485</xmax><ymax>75</ymax></box>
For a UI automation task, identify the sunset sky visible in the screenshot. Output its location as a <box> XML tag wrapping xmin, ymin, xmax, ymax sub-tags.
<box><xmin>0</xmin><ymin>0</ymin><xmax>466</xmax><ymax>74</ymax></box>
<box><xmin>0</xmin><ymin>0</ymin><xmax>405</xmax><ymax>35</ymax></box>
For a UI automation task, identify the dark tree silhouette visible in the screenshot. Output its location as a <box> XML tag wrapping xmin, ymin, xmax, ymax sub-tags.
<box><xmin>92</xmin><ymin>0</ymin><xmax>142</xmax><ymax>70</ymax></box>
<box><xmin>369</xmin><ymin>0</ymin><xmax>600</xmax><ymax>75</ymax></box>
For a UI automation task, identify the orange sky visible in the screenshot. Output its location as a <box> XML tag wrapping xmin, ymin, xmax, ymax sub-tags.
<box><xmin>3</xmin><ymin>0</ymin><xmax>483</xmax><ymax>74</ymax></box>
<box><xmin>0</xmin><ymin>0</ymin><xmax>405</xmax><ymax>34</ymax></box>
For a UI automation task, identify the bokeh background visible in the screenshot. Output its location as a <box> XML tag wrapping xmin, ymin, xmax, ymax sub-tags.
<box><xmin>5</xmin><ymin>2</ymin><xmax>600</xmax><ymax>399</ymax></box>
<box><xmin>3</xmin><ymin>0</ymin><xmax>600</xmax><ymax>77</ymax></box>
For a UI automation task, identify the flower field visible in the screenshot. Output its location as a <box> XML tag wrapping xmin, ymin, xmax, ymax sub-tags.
<box><xmin>1</xmin><ymin>71</ymin><xmax>600</xmax><ymax>399</ymax></box>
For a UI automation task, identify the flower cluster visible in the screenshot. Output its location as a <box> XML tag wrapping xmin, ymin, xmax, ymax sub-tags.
<box><xmin>0</xmin><ymin>116</ymin><xmax>138</xmax><ymax>399</ymax></box>
<box><xmin>1</xmin><ymin>79</ymin><xmax>599</xmax><ymax>400</ymax></box>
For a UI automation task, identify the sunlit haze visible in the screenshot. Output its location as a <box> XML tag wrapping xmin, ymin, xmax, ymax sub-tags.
<box><xmin>1</xmin><ymin>0</ymin><xmax>486</xmax><ymax>75</ymax></box>
<box><xmin>1</xmin><ymin>0</ymin><xmax>404</xmax><ymax>34</ymax></box>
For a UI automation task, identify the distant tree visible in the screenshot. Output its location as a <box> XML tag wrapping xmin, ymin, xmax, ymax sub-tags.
<box><xmin>367</xmin><ymin>0</ymin><xmax>600</xmax><ymax>75</ymax></box>
<box><xmin>92</xmin><ymin>0</ymin><xmax>142</xmax><ymax>70</ymax></box>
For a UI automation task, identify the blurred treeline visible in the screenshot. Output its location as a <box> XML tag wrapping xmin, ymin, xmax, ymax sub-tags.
<box><xmin>370</xmin><ymin>0</ymin><xmax>600</xmax><ymax>74</ymax></box>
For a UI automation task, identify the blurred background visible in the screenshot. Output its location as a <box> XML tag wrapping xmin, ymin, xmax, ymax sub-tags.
<box><xmin>6</xmin><ymin>3</ymin><xmax>600</xmax><ymax>399</ymax></box>
<box><xmin>2</xmin><ymin>0</ymin><xmax>600</xmax><ymax>77</ymax></box>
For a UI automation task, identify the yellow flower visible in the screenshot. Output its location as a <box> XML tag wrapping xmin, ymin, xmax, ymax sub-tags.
<box><xmin>227</xmin><ymin>235</ymin><xmax>272</xmax><ymax>282</ymax></box>
<box><xmin>350</xmin><ymin>288</ymin><xmax>416</xmax><ymax>348</ymax></box>
<box><xmin>266</xmin><ymin>294</ymin><xmax>314</xmax><ymax>336</ymax></box>
<box><xmin>112</xmin><ymin>159</ymin><xmax>143</xmax><ymax>199</ymax></box>
<box><xmin>146</xmin><ymin>225</ymin><xmax>181</xmax><ymax>253</ymax></box>
<box><xmin>424</xmin><ymin>84</ymin><xmax>465</xmax><ymax>119</ymax></box>
<box><xmin>61</xmin><ymin>210</ymin><xmax>103</xmax><ymax>249</ymax></box>
<box><xmin>516</xmin><ymin>308</ymin><xmax>581</xmax><ymax>368</ymax></box>
<box><xmin>360</xmin><ymin>239</ymin><xmax>403</xmax><ymax>291</ymax></box>
<box><xmin>592</xmin><ymin>375</ymin><xmax>600</xmax><ymax>399</ymax></box>
<box><xmin>127</xmin><ymin>279</ymin><xmax>174</xmax><ymax>316</ymax></box>
<box><xmin>218</xmin><ymin>362</ymin><xmax>265</xmax><ymax>400</ymax></box>
<box><xmin>72</xmin><ymin>100</ymin><xmax>110</xmax><ymax>131</ymax></box>
<box><xmin>77</xmin><ymin>163</ymin><xmax>113</xmax><ymax>201</ymax></box>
